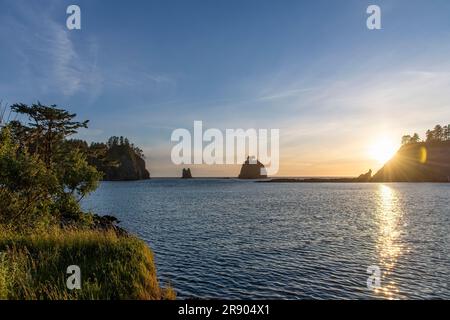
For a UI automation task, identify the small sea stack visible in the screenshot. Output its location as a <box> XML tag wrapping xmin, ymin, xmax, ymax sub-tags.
<box><xmin>238</xmin><ymin>156</ymin><xmax>268</xmax><ymax>179</ymax></box>
<box><xmin>182</xmin><ymin>168</ymin><xmax>193</xmax><ymax>179</ymax></box>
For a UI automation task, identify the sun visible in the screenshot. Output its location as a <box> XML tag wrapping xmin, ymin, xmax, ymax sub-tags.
<box><xmin>368</xmin><ymin>137</ymin><xmax>398</xmax><ymax>164</ymax></box>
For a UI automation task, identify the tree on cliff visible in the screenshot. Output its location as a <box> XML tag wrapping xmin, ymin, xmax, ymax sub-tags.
<box><xmin>426</xmin><ymin>124</ymin><xmax>450</xmax><ymax>142</ymax></box>
<box><xmin>85</xmin><ymin>136</ymin><xmax>149</xmax><ymax>181</ymax></box>
<box><xmin>107</xmin><ymin>136</ymin><xmax>145</xmax><ymax>159</ymax></box>
<box><xmin>401</xmin><ymin>133</ymin><xmax>420</xmax><ymax>145</ymax></box>
<box><xmin>445</xmin><ymin>125</ymin><xmax>450</xmax><ymax>141</ymax></box>
<box><xmin>403</xmin><ymin>124</ymin><xmax>449</xmax><ymax>144</ymax></box>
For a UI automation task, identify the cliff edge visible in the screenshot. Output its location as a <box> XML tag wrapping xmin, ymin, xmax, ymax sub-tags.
<box><xmin>372</xmin><ymin>141</ymin><xmax>450</xmax><ymax>182</ymax></box>
<box><xmin>101</xmin><ymin>144</ymin><xmax>150</xmax><ymax>181</ymax></box>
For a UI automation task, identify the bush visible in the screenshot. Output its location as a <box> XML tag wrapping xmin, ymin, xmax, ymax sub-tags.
<box><xmin>0</xmin><ymin>127</ymin><xmax>58</xmax><ymax>230</ymax></box>
<box><xmin>1</xmin><ymin>103</ymin><xmax>102</xmax><ymax>230</ymax></box>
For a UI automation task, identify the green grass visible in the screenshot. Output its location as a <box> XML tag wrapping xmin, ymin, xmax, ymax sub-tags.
<box><xmin>0</xmin><ymin>228</ymin><xmax>175</xmax><ymax>300</ymax></box>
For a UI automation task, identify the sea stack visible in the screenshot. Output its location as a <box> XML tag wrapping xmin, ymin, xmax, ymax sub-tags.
<box><xmin>238</xmin><ymin>156</ymin><xmax>268</xmax><ymax>179</ymax></box>
<box><xmin>182</xmin><ymin>168</ymin><xmax>193</xmax><ymax>179</ymax></box>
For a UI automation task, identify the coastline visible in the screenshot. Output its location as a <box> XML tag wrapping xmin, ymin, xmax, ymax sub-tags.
<box><xmin>258</xmin><ymin>178</ymin><xmax>450</xmax><ymax>183</ymax></box>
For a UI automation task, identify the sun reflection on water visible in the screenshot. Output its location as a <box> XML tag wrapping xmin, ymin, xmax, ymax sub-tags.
<box><xmin>374</xmin><ymin>184</ymin><xmax>405</xmax><ymax>299</ymax></box>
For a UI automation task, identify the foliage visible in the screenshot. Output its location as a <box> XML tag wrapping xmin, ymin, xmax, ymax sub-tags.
<box><xmin>0</xmin><ymin>103</ymin><xmax>101</xmax><ymax>229</ymax></box>
<box><xmin>9</xmin><ymin>102</ymin><xmax>88</xmax><ymax>167</ymax></box>
<box><xmin>0</xmin><ymin>127</ymin><xmax>58</xmax><ymax>230</ymax></box>
<box><xmin>401</xmin><ymin>124</ymin><xmax>450</xmax><ymax>145</ymax></box>
<box><xmin>401</xmin><ymin>133</ymin><xmax>420</xmax><ymax>145</ymax></box>
<box><xmin>107</xmin><ymin>135</ymin><xmax>145</xmax><ymax>159</ymax></box>
<box><xmin>0</xmin><ymin>227</ymin><xmax>175</xmax><ymax>300</ymax></box>
<box><xmin>0</xmin><ymin>102</ymin><xmax>171</xmax><ymax>300</ymax></box>
<box><xmin>64</xmin><ymin>136</ymin><xmax>147</xmax><ymax>181</ymax></box>
<box><xmin>426</xmin><ymin>124</ymin><xmax>450</xmax><ymax>142</ymax></box>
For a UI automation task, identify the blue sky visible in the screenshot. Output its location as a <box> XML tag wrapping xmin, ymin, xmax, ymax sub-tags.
<box><xmin>1</xmin><ymin>0</ymin><xmax>450</xmax><ymax>176</ymax></box>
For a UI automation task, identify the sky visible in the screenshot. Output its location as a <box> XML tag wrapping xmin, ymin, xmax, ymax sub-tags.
<box><xmin>1</xmin><ymin>0</ymin><xmax>450</xmax><ymax>177</ymax></box>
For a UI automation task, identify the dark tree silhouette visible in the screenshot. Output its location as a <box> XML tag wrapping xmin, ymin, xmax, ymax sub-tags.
<box><xmin>425</xmin><ymin>124</ymin><xmax>449</xmax><ymax>142</ymax></box>
<box><xmin>9</xmin><ymin>102</ymin><xmax>88</xmax><ymax>167</ymax></box>
<box><xmin>401</xmin><ymin>133</ymin><xmax>420</xmax><ymax>145</ymax></box>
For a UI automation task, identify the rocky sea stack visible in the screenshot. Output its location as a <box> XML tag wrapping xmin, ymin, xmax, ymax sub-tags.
<box><xmin>182</xmin><ymin>168</ymin><xmax>193</xmax><ymax>179</ymax></box>
<box><xmin>238</xmin><ymin>156</ymin><xmax>268</xmax><ymax>179</ymax></box>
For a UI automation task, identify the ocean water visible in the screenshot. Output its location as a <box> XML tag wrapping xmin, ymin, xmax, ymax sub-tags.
<box><xmin>82</xmin><ymin>180</ymin><xmax>450</xmax><ymax>299</ymax></box>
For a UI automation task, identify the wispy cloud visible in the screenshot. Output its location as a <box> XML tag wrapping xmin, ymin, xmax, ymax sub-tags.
<box><xmin>0</xmin><ymin>1</ymin><xmax>102</xmax><ymax>99</ymax></box>
<box><xmin>106</xmin><ymin>68</ymin><xmax>177</xmax><ymax>92</ymax></box>
<box><xmin>257</xmin><ymin>87</ymin><xmax>316</xmax><ymax>101</ymax></box>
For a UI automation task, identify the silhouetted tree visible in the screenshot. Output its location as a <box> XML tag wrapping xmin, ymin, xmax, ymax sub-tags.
<box><xmin>9</xmin><ymin>102</ymin><xmax>89</xmax><ymax>167</ymax></box>
<box><xmin>444</xmin><ymin>125</ymin><xmax>450</xmax><ymax>141</ymax></box>
<box><xmin>421</xmin><ymin>124</ymin><xmax>450</xmax><ymax>142</ymax></box>
<box><xmin>426</xmin><ymin>129</ymin><xmax>434</xmax><ymax>142</ymax></box>
<box><xmin>401</xmin><ymin>133</ymin><xmax>420</xmax><ymax>145</ymax></box>
<box><xmin>434</xmin><ymin>125</ymin><xmax>444</xmax><ymax>141</ymax></box>
<box><xmin>402</xmin><ymin>135</ymin><xmax>412</xmax><ymax>145</ymax></box>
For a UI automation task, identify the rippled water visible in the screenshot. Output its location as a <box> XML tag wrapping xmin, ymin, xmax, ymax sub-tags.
<box><xmin>82</xmin><ymin>180</ymin><xmax>450</xmax><ymax>299</ymax></box>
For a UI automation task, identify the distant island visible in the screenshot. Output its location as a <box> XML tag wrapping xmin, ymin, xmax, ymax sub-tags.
<box><xmin>263</xmin><ymin>124</ymin><xmax>450</xmax><ymax>183</ymax></box>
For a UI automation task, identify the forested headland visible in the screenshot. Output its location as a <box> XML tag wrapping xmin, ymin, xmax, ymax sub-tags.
<box><xmin>0</xmin><ymin>102</ymin><xmax>171</xmax><ymax>300</ymax></box>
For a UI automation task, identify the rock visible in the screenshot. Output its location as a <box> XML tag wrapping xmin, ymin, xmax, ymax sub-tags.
<box><xmin>372</xmin><ymin>141</ymin><xmax>450</xmax><ymax>182</ymax></box>
<box><xmin>238</xmin><ymin>156</ymin><xmax>268</xmax><ymax>179</ymax></box>
<box><xmin>101</xmin><ymin>144</ymin><xmax>150</xmax><ymax>181</ymax></box>
<box><xmin>60</xmin><ymin>214</ymin><xmax>128</xmax><ymax>236</ymax></box>
<box><xmin>259</xmin><ymin>169</ymin><xmax>372</xmax><ymax>183</ymax></box>
<box><xmin>355</xmin><ymin>169</ymin><xmax>372</xmax><ymax>182</ymax></box>
<box><xmin>92</xmin><ymin>214</ymin><xmax>128</xmax><ymax>236</ymax></box>
<box><xmin>182</xmin><ymin>168</ymin><xmax>192</xmax><ymax>179</ymax></box>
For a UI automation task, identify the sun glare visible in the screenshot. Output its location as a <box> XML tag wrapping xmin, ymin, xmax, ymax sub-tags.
<box><xmin>368</xmin><ymin>137</ymin><xmax>398</xmax><ymax>164</ymax></box>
